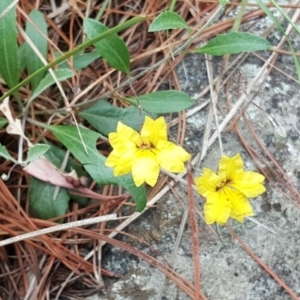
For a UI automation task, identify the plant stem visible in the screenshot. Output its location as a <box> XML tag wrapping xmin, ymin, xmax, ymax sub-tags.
<box><xmin>169</xmin><ymin>0</ymin><xmax>177</xmax><ymax>11</ymax></box>
<box><xmin>95</xmin><ymin>0</ymin><xmax>111</xmax><ymax>20</ymax></box>
<box><xmin>232</xmin><ymin>0</ymin><xmax>247</xmax><ymax>32</ymax></box>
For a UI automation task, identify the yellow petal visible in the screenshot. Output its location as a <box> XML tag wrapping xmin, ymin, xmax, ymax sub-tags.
<box><xmin>154</xmin><ymin>141</ymin><xmax>191</xmax><ymax>172</ymax></box>
<box><xmin>140</xmin><ymin>116</ymin><xmax>167</xmax><ymax>147</ymax></box>
<box><xmin>204</xmin><ymin>191</ymin><xmax>231</xmax><ymax>225</ymax></box>
<box><xmin>132</xmin><ymin>149</ymin><xmax>160</xmax><ymax>187</ymax></box>
<box><xmin>105</xmin><ymin>147</ymin><xmax>137</xmax><ymax>176</ymax></box>
<box><xmin>231</xmin><ymin>171</ymin><xmax>266</xmax><ymax>198</ymax></box>
<box><xmin>194</xmin><ymin>168</ymin><xmax>221</xmax><ymax>197</ymax></box>
<box><xmin>105</xmin><ymin>151</ymin><xmax>119</xmax><ymax>167</ymax></box>
<box><xmin>223</xmin><ymin>187</ymin><xmax>254</xmax><ymax>222</ymax></box>
<box><xmin>109</xmin><ymin>122</ymin><xmax>142</xmax><ymax>151</ymax></box>
<box><xmin>218</xmin><ymin>153</ymin><xmax>244</xmax><ymax>180</ymax></box>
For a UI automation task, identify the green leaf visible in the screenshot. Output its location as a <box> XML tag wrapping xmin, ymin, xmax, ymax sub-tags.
<box><xmin>29</xmin><ymin>177</ymin><xmax>70</xmax><ymax>220</ymax></box>
<box><xmin>46</xmin><ymin>125</ymin><xmax>147</xmax><ymax>212</ymax></box>
<box><xmin>56</xmin><ymin>51</ymin><xmax>100</xmax><ymax>71</ymax></box>
<box><xmin>0</xmin><ymin>143</ymin><xmax>17</xmax><ymax>163</ymax></box>
<box><xmin>18</xmin><ymin>43</ymin><xmax>27</xmax><ymax>73</ymax></box>
<box><xmin>26</xmin><ymin>144</ymin><xmax>50</xmax><ymax>164</ymax></box>
<box><xmin>149</xmin><ymin>11</ymin><xmax>190</xmax><ymax>32</ymax></box>
<box><xmin>125</xmin><ymin>90</ymin><xmax>194</xmax><ymax>114</ymax></box>
<box><xmin>0</xmin><ymin>117</ymin><xmax>7</xmax><ymax>129</ymax></box>
<box><xmin>83</xmin><ymin>18</ymin><xmax>130</xmax><ymax>74</ymax></box>
<box><xmin>30</xmin><ymin>69</ymin><xmax>74</xmax><ymax>100</ymax></box>
<box><xmin>0</xmin><ymin>1</ymin><xmax>19</xmax><ymax>89</ymax></box>
<box><xmin>24</xmin><ymin>10</ymin><xmax>48</xmax><ymax>91</ymax></box>
<box><xmin>193</xmin><ymin>32</ymin><xmax>271</xmax><ymax>56</ymax></box>
<box><xmin>79</xmin><ymin>100</ymin><xmax>151</xmax><ymax>136</ymax></box>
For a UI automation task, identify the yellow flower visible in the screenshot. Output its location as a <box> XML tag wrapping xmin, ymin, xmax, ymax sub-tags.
<box><xmin>105</xmin><ymin>116</ymin><xmax>191</xmax><ymax>187</ymax></box>
<box><xmin>194</xmin><ymin>154</ymin><xmax>266</xmax><ymax>225</ymax></box>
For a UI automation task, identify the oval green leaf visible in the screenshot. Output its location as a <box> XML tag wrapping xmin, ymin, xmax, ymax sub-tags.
<box><xmin>29</xmin><ymin>177</ymin><xmax>70</xmax><ymax>220</ymax></box>
<box><xmin>83</xmin><ymin>18</ymin><xmax>130</xmax><ymax>74</ymax></box>
<box><xmin>0</xmin><ymin>117</ymin><xmax>7</xmax><ymax>130</ymax></box>
<box><xmin>0</xmin><ymin>1</ymin><xmax>19</xmax><ymax>89</ymax></box>
<box><xmin>149</xmin><ymin>11</ymin><xmax>190</xmax><ymax>32</ymax></box>
<box><xmin>0</xmin><ymin>143</ymin><xmax>17</xmax><ymax>163</ymax></box>
<box><xmin>79</xmin><ymin>100</ymin><xmax>152</xmax><ymax>136</ymax></box>
<box><xmin>24</xmin><ymin>10</ymin><xmax>48</xmax><ymax>91</ymax></box>
<box><xmin>56</xmin><ymin>51</ymin><xmax>100</xmax><ymax>71</ymax></box>
<box><xmin>193</xmin><ymin>32</ymin><xmax>270</xmax><ymax>56</ymax></box>
<box><xmin>125</xmin><ymin>90</ymin><xmax>194</xmax><ymax>114</ymax></box>
<box><xmin>30</xmin><ymin>69</ymin><xmax>74</xmax><ymax>100</ymax></box>
<box><xmin>18</xmin><ymin>43</ymin><xmax>27</xmax><ymax>73</ymax></box>
<box><xmin>26</xmin><ymin>144</ymin><xmax>50</xmax><ymax>164</ymax></box>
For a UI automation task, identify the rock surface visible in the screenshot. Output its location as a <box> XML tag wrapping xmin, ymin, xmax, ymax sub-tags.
<box><xmin>86</xmin><ymin>6</ymin><xmax>300</xmax><ymax>300</ymax></box>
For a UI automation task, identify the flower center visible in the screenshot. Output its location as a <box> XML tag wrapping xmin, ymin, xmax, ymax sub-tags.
<box><xmin>216</xmin><ymin>179</ymin><xmax>231</xmax><ymax>191</ymax></box>
<box><xmin>139</xmin><ymin>142</ymin><xmax>155</xmax><ymax>150</ymax></box>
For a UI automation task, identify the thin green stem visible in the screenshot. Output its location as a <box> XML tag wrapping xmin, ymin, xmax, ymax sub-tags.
<box><xmin>255</xmin><ymin>0</ymin><xmax>300</xmax><ymax>85</ymax></box>
<box><xmin>232</xmin><ymin>0</ymin><xmax>247</xmax><ymax>32</ymax></box>
<box><xmin>95</xmin><ymin>0</ymin><xmax>111</xmax><ymax>21</ymax></box>
<box><xmin>270</xmin><ymin>0</ymin><xmax>300</xmax><ymax>35</ymax></box>
<box><xmin>0</xmin><ymin>15</ymin><xmax>146</xmax><ymax>103</ymax></box>
<box><xmin>169</xmin><ymin>0</ymin><xmax>177</xmax><ymax>12</ymax></box>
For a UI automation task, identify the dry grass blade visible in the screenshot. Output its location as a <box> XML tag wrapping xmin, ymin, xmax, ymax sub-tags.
<box><xmin>187</xmin><ymin>170</ymin><xmax>201</xmax><ymax>299</ymax></box>
<box><xmin>0</xmin><ymin>213</ymin><xmax>118</xmax><ymax>247</ymax></box>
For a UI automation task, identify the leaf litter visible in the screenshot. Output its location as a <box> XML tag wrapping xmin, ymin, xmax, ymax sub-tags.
<box><xmin>0</xmin><ymin>1</ymin><xmax>300</xmax><ymax>299</ymax></box>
